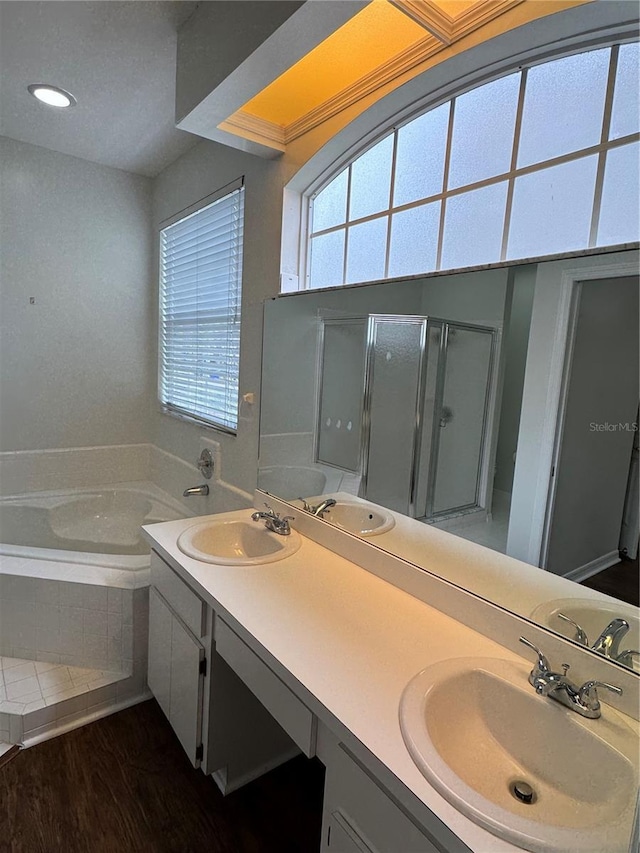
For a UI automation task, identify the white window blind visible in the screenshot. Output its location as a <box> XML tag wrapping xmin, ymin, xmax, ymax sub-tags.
<box><xmin>159</xmin><ymin>180</ymin><xmax>245</xmax><ymax>433</ymax></box>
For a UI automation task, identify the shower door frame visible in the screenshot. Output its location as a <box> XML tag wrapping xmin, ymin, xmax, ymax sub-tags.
<box><xmin>421</xmin><ymin>319</ymin><xmax>498</xmax><ymax>523</ymax></box>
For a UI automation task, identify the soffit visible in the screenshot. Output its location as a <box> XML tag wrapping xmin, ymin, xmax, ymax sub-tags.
<box><xmin>220</xmin><ymin>0</ymin><xmax>593</xmax><ymax>151</ymax></box>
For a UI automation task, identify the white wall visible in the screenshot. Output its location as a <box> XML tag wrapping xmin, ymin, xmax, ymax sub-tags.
<box><xmin>0</xmin><ymin>137</ymin><xmax>153</xmax><ymax>451</ymax></box>
<box><xmin>150</xmin><ymin>138</ymin><xmax>288</xmax><ymax>506</ymax></box>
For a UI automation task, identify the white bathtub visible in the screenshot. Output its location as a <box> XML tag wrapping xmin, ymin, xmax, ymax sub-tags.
<box><xmin>0</xmin><ymin>483</ymin><xmax>187</xmax><ymax>571</ymax></box>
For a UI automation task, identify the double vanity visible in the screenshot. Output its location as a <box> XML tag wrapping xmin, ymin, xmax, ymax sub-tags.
<box><xmin>143</xmin><ymin>496</ymin><xmax>639</xmax><ymax>853</ymax></box>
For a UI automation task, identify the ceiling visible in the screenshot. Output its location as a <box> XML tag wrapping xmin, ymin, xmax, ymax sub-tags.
<box><xmin>0</xmin><ymin>1</ymin><xmax>200</xmax><ymax>177</ymax></box>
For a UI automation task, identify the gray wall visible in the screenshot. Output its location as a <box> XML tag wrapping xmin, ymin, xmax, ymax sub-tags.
<box><xmin>0</xmin><ymin>137</ymin><xmax>153</xmax><ymax>451</ymax></box>
<box><xmin>546</xmin><ymin>275</ymin><xmax>639</xmax><ymax>575</ymax></box>
<box><xmin>494</xmin><ymin>265</ymin><xmax>536</xmax><ymax>494</ymax></box>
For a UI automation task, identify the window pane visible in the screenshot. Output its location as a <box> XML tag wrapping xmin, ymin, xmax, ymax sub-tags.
<box><xmin>507</xmin><ymin>156</ymin><xmax>598</xmax><ymax>259</ymax></box>
<box><xmin>312</xmin><ymin>168</ymin><xmax>348</xmax><ymax>233</ymax></box>
<box><xmin>349</xmin><ymin>135</ymin><xmax>393</xmax><ymax>220</ymax></box>
<box><xmin>440</xmin><ymin>182</ymin><xmax>507</xmax><ymax>269</ymax></box>
<box><xmin>346</xmin><ymin>217</ymin><xmax>388</xmax><ymax>283</ymax></box>
<box><xmin>448</xmin><ymin>73</ymin><xmax>520</xmax><ymax>189</ymax></box>
<box><xmin>393</xmin><ymin>103</ymin><xmax>449</xmax><ymax>206</ymax></box>
<box><xmin>610</xmin><ymin>42</ymin><xmax>640</xmax><ymax>140</ymax></box>
<box><xmin>597</xmin><ymin>142</ymin><xmax>640</xmax><ymax>246</ymax></box>
<box><xmin>518</xmin><ymin>49</ymin><xmax>610</xmax><ymax>168</ymax></box>
<box><xmin>309</xmin><ymin>230</ymin><xmax>345</xmax><ymax>289</ymax></box>
<box><xmin>388</xmin><ymin>202</ymin><xmax>440</xmax><ymax>277</ymax></box>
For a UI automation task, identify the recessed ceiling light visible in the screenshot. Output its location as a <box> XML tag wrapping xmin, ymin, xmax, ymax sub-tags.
<box><xmin>27</xmin><ymin>84</ymin><xmax>77</xmax><ymax>108</ymax></box>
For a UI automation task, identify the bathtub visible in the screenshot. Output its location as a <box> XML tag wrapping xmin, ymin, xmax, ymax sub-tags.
<box><xmin>0</xmin><ymin>482</ymin><xmax>191</xmax><ymax>745</ymax></box>
<box><xmin>0</xmin><ymin>483</ymin><xmax>188</xmax><ymax>571</ymax></box>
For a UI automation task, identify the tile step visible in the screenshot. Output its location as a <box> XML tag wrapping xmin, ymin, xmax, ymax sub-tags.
<box><xmin>0</xmin><ymin>655</ymin><xmax>129</xmax><ymax>742</ymax></box>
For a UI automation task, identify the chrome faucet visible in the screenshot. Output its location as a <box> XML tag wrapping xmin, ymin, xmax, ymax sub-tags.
<box><xmin>556</xmin><ymin>612</ymin><xmax>635</xmax><ymax>664</ymax></box>
<box><xmin>591</xmin><ymin>618</ymin><xmax>630</xmax><ymax>658</ymax></box>
<box><xmin>519</xmin><ymin>636</ymin><xmax>622</xmax><ymax>719</ymax></box>
<box><xmin>251</xmin><ymin>505</ymin><xmax>294</xmax><ymax>536</ymax></box>
<box><xmin>299</xmin><ymin>497</ymin><xmax>337</xmax><ymax>517</ymax></box>
<box><xmin>183</xmin><ymin>484</ymin><xmax>209</xmax><ymax>497</ymax></box>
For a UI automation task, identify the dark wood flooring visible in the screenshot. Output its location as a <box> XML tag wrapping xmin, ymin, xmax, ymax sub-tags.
<box><xmin>581</xmin><ymin>555</ymin><xmax>639</xmax><ymax>607</ymax></box>
<box><xmin>0</xmin><ymin>700</ymin><xmax>325</xmax><ymax>853</ymax></box>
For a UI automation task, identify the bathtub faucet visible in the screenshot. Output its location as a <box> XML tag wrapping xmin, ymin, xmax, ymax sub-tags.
<box><xmin>183</xmin><ymin>484</ymin><xmax>210</xmax><ymax>497</ymax></box>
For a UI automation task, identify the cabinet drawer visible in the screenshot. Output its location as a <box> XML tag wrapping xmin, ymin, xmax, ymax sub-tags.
<box><xmin>150</xmin><ymin>550</ymin><xmax>205</xmax><ymax>638</ymax></box>
<box><xmin>215</xmin><ymin>618</ymin><xmax>316</xmax><ymax>758</ymax></box>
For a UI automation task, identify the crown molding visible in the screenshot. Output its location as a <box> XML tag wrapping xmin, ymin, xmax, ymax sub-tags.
<box><xmin>284</xmin><ymin>34</ymin><xmax>442</xmax><ymax>143</ymax></box>
<box><xmin>390</xmin><ymin>0</ymin><xmax>525</xmax><ymax>44</ymax></box>
<box><xmin>226</xmin><ymin>0</ymin><xmax>528</xmax><ymax>151</ymax></box>
<box><xmin>219</xmin><ymin>112</ymin><xmax>286</xmax><ymax>151</ymax></box>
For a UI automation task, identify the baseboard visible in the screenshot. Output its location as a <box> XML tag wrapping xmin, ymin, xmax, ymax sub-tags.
<box><xmin>563</xmin><ymin>550</ymin><xmax>620</xmax><ymax>583</ymax></box>
<box><xmin>21</xmin><ymin>689</ymin><xmax>152</xmax><ymax>749</ymax></box>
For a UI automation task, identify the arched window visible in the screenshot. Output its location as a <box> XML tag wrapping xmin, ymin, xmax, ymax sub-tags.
<box><xmin>307</xmin><ymin>42</ymin><xmax>639</xmax><ymax>289</ymax></box>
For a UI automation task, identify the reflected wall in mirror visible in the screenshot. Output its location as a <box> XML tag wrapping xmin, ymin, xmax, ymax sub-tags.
<box><xmin>259</xmin><ymin>249</ymin><xmax>640</xmax><ymax>671</ymax></box>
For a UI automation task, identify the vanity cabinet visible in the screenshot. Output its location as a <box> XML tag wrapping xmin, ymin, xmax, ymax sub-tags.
<box><xmin>148</xmin><ymin>551</ymin><xmax>299</xmax><ymax>790</ymax></box>
<box><xmin>319</xmin><ymin>731</ymin><xmax>442</xmax><ymax>853</ymax></box>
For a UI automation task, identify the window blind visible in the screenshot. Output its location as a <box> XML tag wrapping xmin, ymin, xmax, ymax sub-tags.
<box><xmin>159</xmin><ymin>181</ymin><xmax>245</xmax><ymax>433</ymax></box>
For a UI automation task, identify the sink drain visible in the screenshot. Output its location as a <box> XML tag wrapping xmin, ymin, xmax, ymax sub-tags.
<box><xmin>510</xmin><ymin>780</ymin><xmax>536</xmax><ymax>804</ymax></box>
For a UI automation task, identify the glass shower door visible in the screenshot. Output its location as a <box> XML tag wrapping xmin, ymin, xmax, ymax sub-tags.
<box><xmin>363</xmin><ymin>316</ymin><xmax>427</xmax><ymax>515</ymax></box>
<box><xmin>427</xmin><ymin>324</ymin><xmax>494</xmax><ymax>517</ymax></box>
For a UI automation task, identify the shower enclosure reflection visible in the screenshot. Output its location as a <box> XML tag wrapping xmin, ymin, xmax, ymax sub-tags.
<box><xmin>317</xmin><ymin>316</ymin><xmax>496</xmax><ymax>522</ymax></box>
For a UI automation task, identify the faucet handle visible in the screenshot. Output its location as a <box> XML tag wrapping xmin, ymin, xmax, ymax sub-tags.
<box><xmin>578</xmin><ymin>680</ymin><xmax>623</xmax><ymax>712</ymax></box>
<box><xmin>616</xmin><ymin>649</ymin><xmax>640</xmax><ymax>667</ymax></box>
<box><xmin>519</xmin><ymin>637</ymin><xmax>551</xmax><ymax>675</ymax></box>
<box><xmin>556</xmin><ymin>612</ymin><xmax>589</xmax><ymax>645</ymax></box>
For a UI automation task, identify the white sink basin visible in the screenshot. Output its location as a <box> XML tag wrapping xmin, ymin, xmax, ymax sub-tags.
<box><xmin>321</xmin><ymin>501</ymin><xmax>395</xmax><ymax>536</ymax></box>
<box><xmin>400</xmin><ymin>657</ymin><xmax>638</xmax><ymax>853</ymax></box>
<box><xmin>530</xmin><ymin>598</ymin><xmax>640</xmax><ymax>670</ymax></box>
<box><xmin>177</xmin><ymin>519</ymin><xmax>301</xmax><ymax>565</ymax></box>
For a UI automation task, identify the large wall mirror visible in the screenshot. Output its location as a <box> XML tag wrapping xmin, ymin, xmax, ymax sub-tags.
<box><xmin>258</xmin><ymin>248</ymin><xmax>639</xmax><ymax>673</ymax></box>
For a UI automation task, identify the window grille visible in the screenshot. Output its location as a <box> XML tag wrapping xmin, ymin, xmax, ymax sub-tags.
<box><xmin>307</xmin><ymin>42</ymin><xmax>639</xmax><ymax>289</ymax></box>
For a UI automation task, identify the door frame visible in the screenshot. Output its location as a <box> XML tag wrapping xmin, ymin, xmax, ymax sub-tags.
<box><xmin>509</xmin><ymin>255</ymin><xmax>639</xmax><ymax>569</ymax></box>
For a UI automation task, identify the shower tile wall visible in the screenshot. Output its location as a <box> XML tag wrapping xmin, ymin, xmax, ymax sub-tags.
<box><xmin>0</xmin><ymin>576</ymin><xmax>148</xmax><ymax>675</ymax></box>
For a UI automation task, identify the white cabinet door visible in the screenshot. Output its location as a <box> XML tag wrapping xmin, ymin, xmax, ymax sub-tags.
<box><xmin>148</xmin><ymin>586</ymin><xmax>172</xmax><ymax>718</ymax></box>
<box><xmin>147</xmin><ymin>586</ymin><xmax>205</xmax><ymax>768</ymax></box>
<box><xmin>170</xmin><ymin>611</ymin><xmax>205</xmax><ymax>766</ymax></box>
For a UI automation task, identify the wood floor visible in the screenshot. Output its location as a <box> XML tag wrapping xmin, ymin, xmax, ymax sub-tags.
<box><xmin>0</xmin><ymin>700</ymin><xmax>325</xmax><ymax>853</ymax></box>
<box><xmin>581</xmin><ymin>555</ymin><xmax>639</xmax><ymax>606</ymax></box>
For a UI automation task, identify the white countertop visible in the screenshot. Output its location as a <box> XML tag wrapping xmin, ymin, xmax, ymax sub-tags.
<box><xmin>143</xmin><ymin>509</ymin><xmax>625</xmax><ymax>853</ymax></box>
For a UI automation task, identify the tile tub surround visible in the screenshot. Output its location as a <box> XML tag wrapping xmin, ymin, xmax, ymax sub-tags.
<box><xmin>0</xmin><ymin>569</ymin><xmax>148</xmax><ymax>674</ymax></box>
<box><xmin>0</xmin><ymin>445</ymin><xmax>150</xmax><ymax>497</ymax></box>
<box><xmin>0</xmin><ymin>567</ymin><xmax>151</xmax><ymax>746</ymax></box>
<box><xmin>0</xmin><ymin>443</ymin><xmax>253</xmax><ymax>515</ymax></box>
